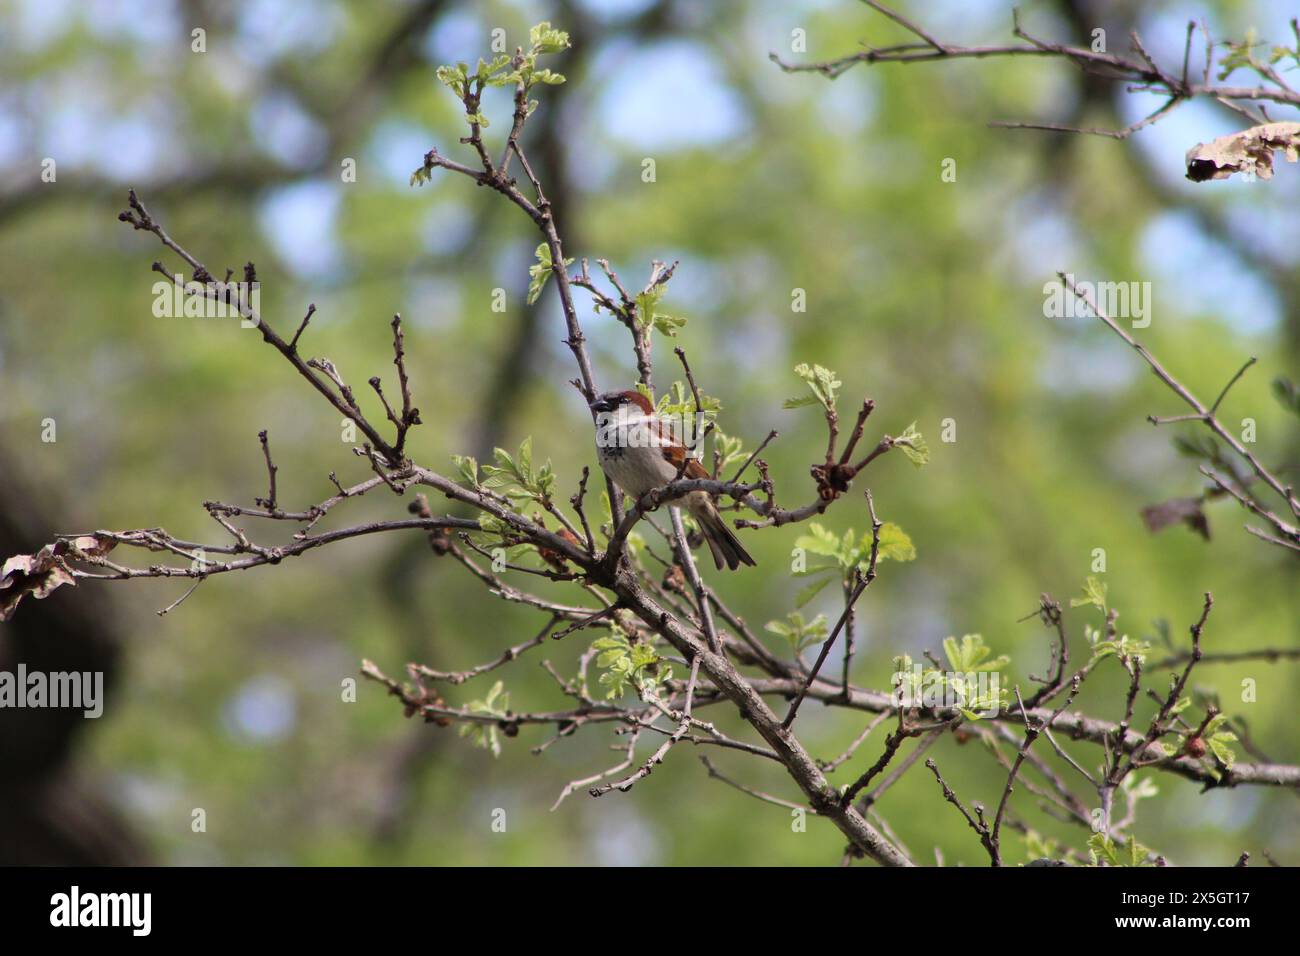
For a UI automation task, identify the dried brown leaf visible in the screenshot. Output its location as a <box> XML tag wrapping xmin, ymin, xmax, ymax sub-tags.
<box><xmin>1140</xmin><ymin>497</ymin><xmax>1210</xmax><ymax>540</ymax></box>
<box><xmin>1186</xmin><ymin>122</ymin><xmax>1300</xmax><ymax>182</ymax></box>
<box><xmin>69</xmin><ymin>534</ymin><xmax>117</xmax><ymax>558</ymax></box>
<box><xmin>0</xmin><ymin>544</ymin><xmax>78</xmax><ymax>622</ymax></box>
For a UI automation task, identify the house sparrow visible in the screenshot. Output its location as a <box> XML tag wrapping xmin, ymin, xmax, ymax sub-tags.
<box><xmin>590</xmin><ymin>389</ymin><xmax>755</xmax><ymax>571</ymax></box>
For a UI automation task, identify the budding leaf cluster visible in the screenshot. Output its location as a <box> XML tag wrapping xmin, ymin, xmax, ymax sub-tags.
<box><xmin>1184</xmin><ymin>713</ymin><xmax>1239</xmax><ymax>778</ymax></box>
<box><xmin>654</xmin><ymin>380</ymin><xmax>721</xmax><ymax>424</ymax></box>
<box><xmin>893</xmin><ymin>633</ymin><xmax>1010</xmax><ymax>721</ymax></box>
<box><xmin>893</xmin><ymin>422</ymin><xmax>929</xmax><ymax>467</ymax></box>
<box><xmin>634</xmin><ymin>283</ymin><xmax>686</xmax><ymax>337</ymax></box>
<box><xmin>458</xmin><ymin>680</ymin><xmax>511</xmax><ymax>757</ymax></box>
<box><xmin>1088</xmin><ymin>832</ymin><xmax>1153</xmax><ymax>867</ymax></box>
<box><xmin>784</xmin><ymin>362</ymin><xmax>842</xmax><ymax>411</ymax></box>
<box><xmin>591</xmin><ymin>628</ymin><xmax>671</xmax><ymax>700</ymax></box>
<box><xmin>411</xmin><ymin>21</ymin><xmax>571</xmax><ymax>187</ymax></box>
<box><xmin>1070</xmin><ymin>575</ymin><xmax>1108</xmax><ymax>612</ymax></box>
<box><xmin>710</xmin><ymin>429</ymin><xmax>747</xmax><ymax>473</ymax></box>
<box><xmin>481</xmin><ymin>437</ymin><xmax>556</xmax><ymax>506</ymax></box>
<box><xmin>528</xmin><ymin>243</ymin><xmax>574</xmax><ymax>305</ymax></box>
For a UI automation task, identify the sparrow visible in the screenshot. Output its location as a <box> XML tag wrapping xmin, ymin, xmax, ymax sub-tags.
<box><xmin>590</xmin><ymin>389</ymin><xmax>756</xmax><ymax>571</ymax></box>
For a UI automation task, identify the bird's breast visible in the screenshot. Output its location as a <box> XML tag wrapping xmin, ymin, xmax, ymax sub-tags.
<box><xmin>596</xmin><ymin>432</ymin><xmax>674</xmax><ymax>497</ymax></box>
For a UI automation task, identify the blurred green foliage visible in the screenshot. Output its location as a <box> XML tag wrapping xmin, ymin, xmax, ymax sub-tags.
<box><xmin>1</xmin><ymin>0</ymin><xmax>1297</xmax><ymax>865</ymax></box>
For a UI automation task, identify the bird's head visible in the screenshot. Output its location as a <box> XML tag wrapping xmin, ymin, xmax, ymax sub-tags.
<box><xmin>589</xmin><ymin>389</ymin><xmax>654</xmax><ymax>416</ymax></box>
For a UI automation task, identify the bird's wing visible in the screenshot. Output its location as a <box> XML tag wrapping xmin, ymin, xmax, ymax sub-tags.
<box><xmin>655</xmin><ymin>424</ymin><xmax>710</xmax><ymax>479</ymax></box>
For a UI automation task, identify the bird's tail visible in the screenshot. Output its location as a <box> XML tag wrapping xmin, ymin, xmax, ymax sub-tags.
<box><xmin>690</xmin><ymin>498</ymin><xmax>756</xmax><ymax>571</ymax></box>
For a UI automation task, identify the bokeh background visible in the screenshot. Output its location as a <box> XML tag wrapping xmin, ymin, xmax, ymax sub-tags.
<box><xmin>1</xmin><ymin>0</ymin><xmax>1297</xmax><ymax>866</ymax></box>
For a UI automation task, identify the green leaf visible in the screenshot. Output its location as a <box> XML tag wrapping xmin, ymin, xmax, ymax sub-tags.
<box><xmin>532</xmin><ymin>68</ymin><xmax>566</xmax><ymax>85</ymax></box>
<box><xmin>1172</xmin><ymin>432</ymin><xmax>1221</xmax><ymax>461</ymax></box>
<box><xmin>1088</xmin><ymin>634</ymin><xmax>1151</xmax><ymax>666</ymax></box>
<box><xmin>526</xmin><ymin>248</ymin><xmax>550</xmax><ymax>305</ymax></box>
<box><xmin>517</xmin><ymin>435</ymin><xmax>533</xmax><ymax>477</ymax></box>
<box><xmin>478</xmin><ymin>439</ymin><xmax>556</xmax><ymax>505</ymax></box>
<box><xmin>942</xmin><ymin>634</ymin><xmax>1009</xmax><ymax>673</ymax></box>
<box><xmin>457</xmin><ymin>721</ymin><xmax>501</xmax><ymax>757</ymax></box>
<box><xmin>526</xmin><ymin>244</ymin><xmax>574</xmax><ymax>306</ymax></box>
<box><xmin>459</xmin><ymin>680</ymin><xmax>511</xmax><ymax>757</ymax></box>
<box><xmin>1142</xmin><ymin>739</ymin><xmax>1171</xmax><ymax>759</ymax></box>
<box><xmin>794</xmin><ymin>523</ymin><xmax>845</xmax><ymax>560</ymax></box>
<box><xmin>451</xmin><ymin>455</ymin><xmax>480</xmax><ymax>487</ymax></box>
<box><xmin>633</xmin><ymin>285</ymin><xmax>687</xmax><ymax>338</ymax></box>
<box><xmin>1208</xmin><ymin>731</ymin><xmax>1238</xmax><ymax>768</ymax></box>
<box><xmin>711</xmin><ymin>429</ymin><xmax>746</xmax><ymax>472</ymax></box>
<box><xmin>590</xmin><ymin>629</ymin><xmax>668</xmax><ymax>700</ymax></box>
<box><xmin>1069</xmin><ymin>576</ymin><xmax>1108</xmax><ymax>611</ymax></box>
<box><xmin>894</xmin><ymin>422</ymin><xmax>929</xmax><ymax>467</ymax></box>
<box><xmin>634</xmin><ymin>289</ymin><xmax>660</xmax><ymax>329</ymax></box>
<box><xmin>764</xmin><ymin>611</ymin><xmax>828</xmax><ymax>654</ymax></box>
<box><xmin>652</xmin><ymin>312</ymin><xmax>686</xmax><ymax>337</ymax></box>
<box><xmin>526</xmin><ymin>243</ymin><xmax>552</xmax><ymax>305</ymax></box>
<box><xmin>795</xmin><ymin>520</ymin><xmax>915</xmax><ymax>574</ymax></box>
<box><xmin>1088</xmin><ymin>833</ymin><xmax>1118</xmax><ymax>866</ymax></box>
<box><xmin>946</xmin><ymin>673</ymin><xmax>1009</xmax><ymax>719</ymax></box>
<box><xmin>875</xmin><ymin>522</ymin><xmax>916</xmax><ymax>562</ymax></box>
<box><xmin>435</xmin><ymin>63</ymin><xmax>468</xmax><ymax>98</ymax></box>
<box><xmin>794</xmin><ymin>575</ymin><xmax>833</xmax><ymax>608</ymax></box>
<box><xmin>476</xmin><ymin>54</ymin><xmax>512</xmax><ymax>82</ymax></box>
<box><xmin>655</xmin><ymin>381</ymin><xmax>721</xmax><ymax>421</ymax></box>
<box><xmin>1024</xmin><ymin>829</ymin><xmax>1060</xmax><ymax>862</ymax></box>
<box><xmin>477</xmin><ymin>513</ymin><xmax>508</xmax><ymax>535</ymax></box>
<box><xmin>529</xmin><ymin>21</ymin><xmax>571</xmax><ymax>54</ymax></box>
<box><xmin>1273</xmin><ymin>379</ymin><xmax>1300</xmax><ymax>415</ymax></box>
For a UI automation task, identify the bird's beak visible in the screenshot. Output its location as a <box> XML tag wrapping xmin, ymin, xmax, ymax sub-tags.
<box><xmin>589</xmin><ymin>397</ymin><xmax>614</xmax><ymax>413</ymax></box>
